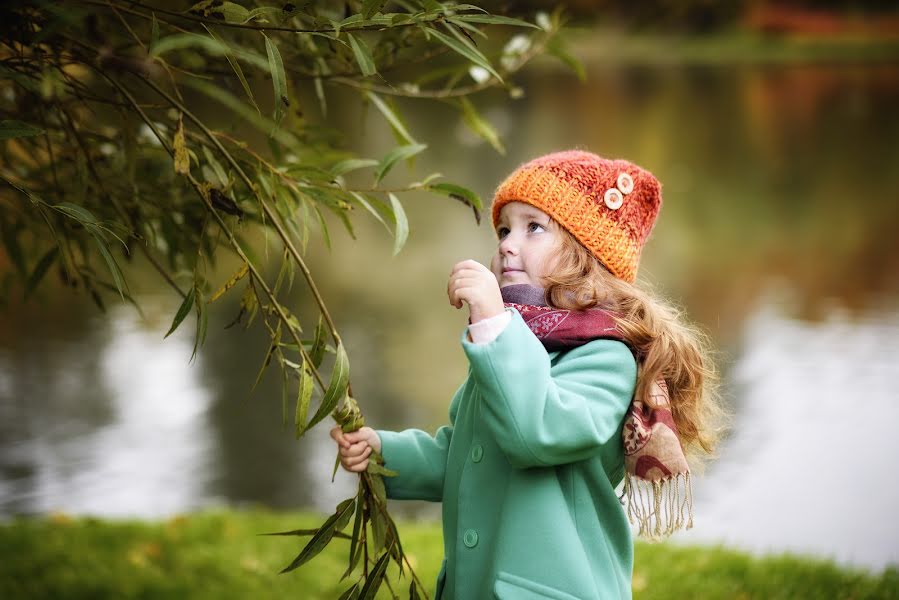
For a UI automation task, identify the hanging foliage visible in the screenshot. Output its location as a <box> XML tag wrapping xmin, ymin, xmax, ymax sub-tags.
<box><xmin>0</xmin><ymin>1</ymin><xmax>581</xmax><ymax>597</ymax></box>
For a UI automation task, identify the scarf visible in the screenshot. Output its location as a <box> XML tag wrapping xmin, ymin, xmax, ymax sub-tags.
<box><xmin>500</xmin><ymin>284</ymin><xmax>693</xmax><ymax>540</ymax></box>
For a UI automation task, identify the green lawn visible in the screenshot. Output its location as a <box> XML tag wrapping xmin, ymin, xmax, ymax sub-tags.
<box><xmin>1</xmin><ymin>510</ymin><xmax>896</xmax><ymax>599</ymax></box>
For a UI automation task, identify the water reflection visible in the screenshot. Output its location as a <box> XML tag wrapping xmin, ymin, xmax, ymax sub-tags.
<box><xmin>680</xmin><ymin>282</ymin><xmax>899</xmax><ymax>571</ymax></box>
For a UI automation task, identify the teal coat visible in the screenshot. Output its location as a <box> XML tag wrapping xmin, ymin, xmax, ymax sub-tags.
<box><xmin>376</xmin><ymin>307</ymin><xmax>637</xmax><ymax>599</ymax></box>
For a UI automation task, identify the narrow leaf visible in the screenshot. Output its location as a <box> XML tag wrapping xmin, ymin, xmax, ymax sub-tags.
<box><xmin>366</xmin><ymin>462</ymin><xmax>398</xmax><ymax>477</ymax></box>
<box><xmin>388</xmin><ymin>193</ymin><xmax>408</xmax><ymax>256</ymax></box>
<box><xmin>374</xmin><ymin>143</ymin><xmax>426</xmax><ymax>184</ymax></box>
<box><xmin>338</xmin><ymin>583</ymin><xmax>359</xmax><ymax>600</ymax></box>
<box><xmin>427</xmin><ymin>182</ymin><xmax>483</xmax><ymax>223</ymax></box>
<box><xmin>362</xmin><ymin>0</ymin><xmax>388</xmax><ymax>19</ymax></box>
<box><xmin>0</xmin><ymin>120</ymin><xmax>44</xmax><ymax>140</ymax></box>
<box><xmin>426</xmin><ymin>26</ymin><xmax>502</xmax><ymax>82</ymax></box>
<box><xmin>24</xmin><ymin>247</ymin><xmax>58</xmax><ymax>298</ymax></box>
<box><xmin>279</xmin><ymin>498</ymin><xmax>355</xmax><ymax>573</ymax></box>
<box><xmin>165</xmin><ymin>286</ymin><xmax>195</xmax><ymax>338</ymax></box>
<box><xmin>263</xmin><ymin>33</ymin><xmax>288</xmax><ymax>127</ymax></box>
<box><xmin>459</xmin><ymin>97</ymin><xmax>505</xmax><ymax>154</ymax></box>
<box><xmin>150</xmin><ymin>13</ymin><xmax>160</xmax><ymax>52</ymax></box>
<box><xmin>365</xmin><ymin>91</ymin><xmax>415</xmax><ymax>145</ymax></box>
<box><xmin>305</xmin><ymin>341</ymin><xmax>349</xmax><ymax>431</ymax></box>
<box><xmin>453</xmin><ymin>14</ymin><xmax>539</xmax><ymax>28</ymax></box>
<box><xmin>91</xmin><ymin>233</ymin><xmax>127</xmax><ymax>301</ymax></box>
<box><xmin>208</xmin><ymin>262</ymin><xmax>248</xmax><ymax>303</ymax></box>
<box><xmin>331</xmin><ymin>158</ymin><xmax>378</xmax><ymax>177</ymax></box>
<box><xmin>173</xmin><ymin>117</ymin><xmax>190</xmax><ymax>175</ymax></box>
<box><xmin>358</xmin><ymin>550</ymin><xmax>391</xmax><ymax>600</ymax></box>
<box><xmin>346</xmin><ymin>33</ymin><xmax>376</xmax><ymax>77</ymax></box>
<box><xmin>309</xmin><ymin>315</ymin><xmax>327</xmax><ymax>368</ymax></box>
<box><xmin>294</xmin><ymin>364</ymin><xmax>313</xmax><ymax>438</ymax></box>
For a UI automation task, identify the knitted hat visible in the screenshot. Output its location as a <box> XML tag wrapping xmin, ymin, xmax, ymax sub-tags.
<box><xmin>492</xmin><ymin>150</ymin><xmax>662</xmax><ymax>283</ymax></box>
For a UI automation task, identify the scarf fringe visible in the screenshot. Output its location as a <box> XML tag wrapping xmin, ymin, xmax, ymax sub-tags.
<box><xmin>622</xmin><ymin>471</ymin><xmax>693</xmax><ymax>541</ymax></box>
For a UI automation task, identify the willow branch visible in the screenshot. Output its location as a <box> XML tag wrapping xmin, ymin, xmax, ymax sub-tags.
<box><xmin>76</xmin><ymin>0</ymin><xmax>449</xmax><ymax>34</ymax></box>
<box><xmin>135</xmin><ymin>74</ymin><xmax>341</xmax><ymax>347</ymax></box>
<box><xmin>101</xmin><ymin>71</ymin><xmax>328</xmax><ymax>393</ymax></box>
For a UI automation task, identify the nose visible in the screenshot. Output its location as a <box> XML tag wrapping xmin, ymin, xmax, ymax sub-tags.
<box><xmin>498</xmin><ymin>233</ymin><xmax>518</xmax><ymax>256</ymax></box>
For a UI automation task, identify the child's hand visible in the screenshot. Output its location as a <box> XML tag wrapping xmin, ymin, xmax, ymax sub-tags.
<box><xmin>330</xmin><ymin>426</ymin><xmax>382</xmax><ymax>473</ymax></box>
<box><xmin>448</xmin><ymin>259</ymin><xmax>505</xmax><ymax>324</ymax></box>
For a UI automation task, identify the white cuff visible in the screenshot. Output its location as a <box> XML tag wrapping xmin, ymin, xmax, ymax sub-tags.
<box><xmin>467</xmin><ymin>310</ymin><xmax>512</xmax><ymax>344</ymax></box>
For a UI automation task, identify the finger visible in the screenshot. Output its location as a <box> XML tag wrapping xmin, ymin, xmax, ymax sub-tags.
<box><xmin>330</xmin><ymin>426</ymin><xmax>349</xmax><ymax>448</ymax></box>
<box><xmin>348</xmin><ymin>458</ymin><xmax>369</xmax><ymax>473</ymax></box>
<box><xmin>345</xmin><ymin>446</ymin><xmax>373</xmax><ymax>466</ymax></box>
<box><xmin>345</xmin><ymin>440</ymin><xmax>370</xmax><ymax>457</ymax></box>
<box><xmin>452</xmin><ymin>259</ymin><xmax>486</xmax><ymax>274</ymax></box>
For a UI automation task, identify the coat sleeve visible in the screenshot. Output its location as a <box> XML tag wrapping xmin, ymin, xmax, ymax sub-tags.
<box><xmin>461</xmin><ymin>307</ymin><xmax>637</xmax><ymax>469</ymax></box>
<box><xmin>374</xmin><ymin>425</ymin><xmax>452</xmax><ymax>502</ymax></box>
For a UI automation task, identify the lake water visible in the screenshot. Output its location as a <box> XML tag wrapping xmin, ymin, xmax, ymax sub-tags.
<box><xmin>2</xmin><ymin>59</ymin><xmax>898</xmax><ymax>572</ymax></box>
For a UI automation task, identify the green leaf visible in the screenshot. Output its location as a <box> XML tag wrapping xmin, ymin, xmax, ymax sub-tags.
<box><xmin>307</xmin><ymin>203</ymin><xmax>331</xmax><ymax>251</ymax></box>
<box><xmin>150</xmin><ymin>13</ymin><xmax>160</xmax><ymax>53</ymax></box>
<box><xmin>348</xmin><ymin>192</ymin><xmax>390</xmax><ymax>233</ymax></box>
<box><xmin>459</xmin><ymin>97</ymin><xmax>505</xmax><ymax>154</ymax></box>
<box><xmin>294</xmin><ymin>364</ymin><xmax>313</xmax><ymax>438</ymax></box>
<box><xmin>202</xmin><ymin>25</ymin><xmax>261</xmax><ymax>117</ymax></box>
<box><xmin>184</xmin><ymin>79</ymin><xmax>298</xmax><ymax>148</ymax></box>
<box><xmin>150</xmin><ymin>33</ymin><xmax>270</xmax><ymax>71</ymax></box>
<box><xmin>452</xmin><ymin>14</ymin><xmax>539</xmax><ymax>28</ymax></box>
<box><xmin>217</xmin><ymin>1</ymin><xmax>249</xmax><ymax>23</ymax></box>
<box><xmin>165</xmin><ymin>286</ymin><xmax>195</xmax><ymax>338</ymax></box>
<box><xmin>343</xmin><ymin>488</ymin><xmax>365</xmax><ymax>580</ymax></box>
<box><xmin>425</xmin><ymin>26</ymin><xmax>502</xmax><ymax>82</ymax></box>
<box><xmin>278</xmin><ymin>498</ymin><xmax>355</xmax><ymax>573</ymax></box>
<box><xmin>337</xmin><ymin>583</ymin><xmax>360</xmax><ymax>600</ymax></box>
<box><xmin>427</xmin><ymin>182</ymin><xmax>483</xmax><ymax>223</ymax></box>
<box><xmin>366</xmin><ymin>462</ymin><xmax>398</xmax><ymax>477</ymax></box>
<box><xmin>309</xmin><ymin>314</ymin><xmax>327</xmax><ymax>368</ymax></box>
<box><xmin>374</xmin><ymin>143</ymin><xmax>426</xmax><ymax>184</ymax></box>
<box><xmin>547</xmin><ymin>37</ymin><xmax>586</xmax><ymax>83</ymax></box>
<box><xmin>358</xmin><ymin>549</ymin><xmax>391</xmax><ymax>600</ymax></box>
<box><xmin>263</xmin><ymin>33</ymin><xmax>289</xmax><ymax>128</ymax></box>
<box><xmin>191</xmin><ymin>287</ymin><xmax>208</xmax><ymax>362</ymax></box>
<box><xmin>331</xmin><ymin>158</ymin><xmax>378</xmax><ymax>177</ymax></box>
<box><xmin>388</xmin><ymin>193</ymin><xmax>408</xmax><ymax>256</ymax></box>
<box><xmin>304</xmin><ymin>341</ymin><xmax>349</xmax><ymax>431</ymax></box>
<box><xmin>91</xmin><ymin>233</ymin><xmax>128</xmax><ymax>301</ymax></box>
<box><xmin>365</xmin><ymin>92</ymin><xmax>416</xmax><ymax>145</ymax></box>
<box><xmin>53</xmin><ymin>202</ymin><xmax>98</xmax><ymax>224</ymax></box>
<box><xmin>362</xmin><ymin>0</ymin><xmax>388</xmax><ymax>19</ymax></box>
<box><xmin>24</xmin><ymin>247</ymin><xmax>58</xmax><ymax>298</ymax></box>
<box><xmin>346</xmin><ymin>33</ymin><xmax>376</xmax><ymax>77</ymax></box>
<box><xmin>0</xmin><ymin>120</ymin><xmax>44</xmax><ymax>140</ymax></box>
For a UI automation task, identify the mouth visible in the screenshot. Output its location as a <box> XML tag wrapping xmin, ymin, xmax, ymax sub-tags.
<box><xmin>502</xmin><ymin>268</ymin><xmax>523</xmax><ymax>274</ymax></box>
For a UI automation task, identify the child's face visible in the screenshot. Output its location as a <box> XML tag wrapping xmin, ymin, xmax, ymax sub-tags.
<box><xmin>490</xmin><ymin>202</ymin><xmax>563</xmax><ymax>288</ymax></box>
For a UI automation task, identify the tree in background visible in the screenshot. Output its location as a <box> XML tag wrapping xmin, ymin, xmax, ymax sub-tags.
<box><xmin>0</xmin><ymin>1</ymin><xmax>580</xmax><ymax>597</ymax></box>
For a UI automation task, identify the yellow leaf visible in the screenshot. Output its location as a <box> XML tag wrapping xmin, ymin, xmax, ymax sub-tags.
<box><xmin>173</xmin><ymin>117</ymin><xmax>190</xmax><ymax>175</ymax></box>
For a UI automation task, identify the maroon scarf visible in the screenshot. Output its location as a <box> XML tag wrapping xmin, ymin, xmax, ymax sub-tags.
<box><xmin>501</xmin><ymin>284</ymin><xmax>693</xmax><ymax>540</ymax></box>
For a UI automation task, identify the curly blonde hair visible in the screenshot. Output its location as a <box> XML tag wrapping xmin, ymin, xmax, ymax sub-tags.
<box><xmin>540</xmin><ymin>224</ymin><xmax>728</xmax><ymax>463</ymax></box>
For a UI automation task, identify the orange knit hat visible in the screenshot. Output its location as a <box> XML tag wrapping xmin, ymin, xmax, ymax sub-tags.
<box><xmin>492</xmin><ymin>150</ymin><xmax>662</xmax><ymax>283</ymax></box>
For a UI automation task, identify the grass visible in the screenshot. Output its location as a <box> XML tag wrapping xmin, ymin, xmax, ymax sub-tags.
<box><xmin>0</xmin><ymin>509</ymin><xmax>897</xmax><ymax>599</ymax></box>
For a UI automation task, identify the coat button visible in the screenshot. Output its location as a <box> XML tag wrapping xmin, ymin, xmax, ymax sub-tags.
<box><xmin>471</xmin><ymin>444</ymin><xmax>483</xmax><ymax>463</ymax></box>
<box><xmin>463</xmin><ymin>529</ymin><xmax>479</xmax><ymax>548</ymax></box>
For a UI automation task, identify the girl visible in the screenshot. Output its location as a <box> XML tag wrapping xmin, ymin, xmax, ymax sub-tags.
<box><xmin>331</xmin><ymin>150</ymin><xmax>723</xmax><ymax>600</ymax></box>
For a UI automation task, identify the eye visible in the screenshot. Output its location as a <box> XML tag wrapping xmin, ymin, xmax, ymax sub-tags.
<box><xmin>496</xmin><ymin>226</ymin><xmax>509</xmax><ymax>238</ymax></box>
<box><xmin>528</xmin><ymin>221</ymin><xmax>546</xmax><ymax>233</ymax></box>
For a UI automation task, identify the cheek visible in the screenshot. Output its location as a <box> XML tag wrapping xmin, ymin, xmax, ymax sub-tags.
<box><xmin>489</xmin><ymin>253</ymin><xmax>502</xmax><ymax>278</ymax></box>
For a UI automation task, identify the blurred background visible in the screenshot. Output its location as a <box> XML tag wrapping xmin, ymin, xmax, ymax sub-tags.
<box><xmin>2</xmin><ymin>0</ymin><xmax>898</xmax><ymax>577</ymax></box>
